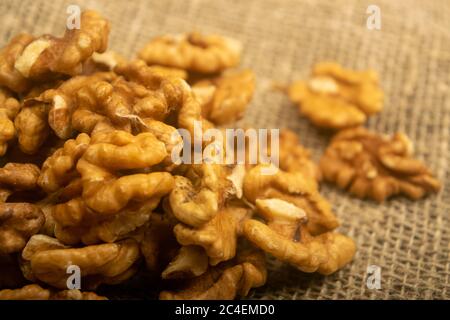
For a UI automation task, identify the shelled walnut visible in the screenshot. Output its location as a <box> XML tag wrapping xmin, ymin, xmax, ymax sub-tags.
<box><xmin>320</xmin><ymin>127</ymin><xmax>441</xmax><ymax>202</ymax></box>
<box><xmin>49</xmin><ymin>130</ymin><xmax>174</xmax><ymax>244</ymax></box>
<box><xmin>0</xmin><ymin>88</ymin><xmax>21</xmax><ymax>155</ymax></box>
<box><xmin>193</xmin><ymin>70</ymin><xmax>255</xmax><ymax>124</ymax></box>
<box><xmin>160</xmin><ymin>248</ymin><xmax>266</xmax><ymax>300</ymax></box>
<box><xmin>174</xmin><ymin>204</ymin><xmax>252</xmax><ymax>266</ymax></box>
<box><xmin>20</xmin><ymin>235</ymin><xmax>140</xmax><ymax>289</ymax></box>
<box><xmin>288</xmin><ymin>62</ymin><xmax>383</xmax><ymax>129</ymax></box>
<box><xmin>0</xmin><ymin>203</ymin><xmax>44</xmax><ymax>254</ymax></box>
<box><xmin>243</xmin><ymin>198</ymin><xmax>355</xmax><ymax>275</ymax></box>
<box><xmin>243</xmin><ymin>165</ymin><xmax>339</xmax><ymax>235</ymax></box>
<box><xmin>169</xmin><ymin>164</ymin><xmax>231</xmax><ymax>228</ymax></box>
<box><xmin>138</xmin><ymin>32</ymin><xmax>242</xmax><ymax>74</ymax></box>
<box><xmin>13</xmin><ymin>10</ymin><xmax>109</xmax><ymax>80</ymax></box>
<box><xmin>0</xmin><ymin>283</ymin><xmax>107</xmax><ymax>300</ymax></box>
<box><xmin>0</xmin><ymin>34</ymin><xmax>34</xmax><ymax>93</ymax></box>
<box><xmin>0</xmin><ymin>163</ymin><xmax>40</xmax><ymax>202</ymax></box>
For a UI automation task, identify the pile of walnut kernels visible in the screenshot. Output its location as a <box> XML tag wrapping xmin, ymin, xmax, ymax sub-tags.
<box><xmin>0</xmin><ymin>10</ymin><xmax>440</xmax><ymax>300</ymax></box>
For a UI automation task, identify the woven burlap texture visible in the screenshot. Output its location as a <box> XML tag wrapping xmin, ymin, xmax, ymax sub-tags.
<box><xmin>0</xmin><ymin>0</ymin><xmax>448</xmax><ymax>300</ymax></box>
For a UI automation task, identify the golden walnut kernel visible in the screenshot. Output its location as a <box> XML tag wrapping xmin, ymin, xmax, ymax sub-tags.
<box><xmin>138</xmin><ymin>32</ymin><xmax>242</xmax><ymax>74</ymax></box>
<box><xmin>243</xmin><ymin>165</ymin><xmax>339</xmax><ymax>235</ymax></box>
<box><xmin>193</xmin><ymin>70</ymin><xmax>255</xmax><ymax>125</ymax></box>
<box><xmin>0</xmin><ymin>283</ymin><xmax>107</xmax><ymax>300</ymax></box>
<box><xmin>0</xmin><ymin>203</ymin><xmax>44</xmax><ymax>254</ymax></box>
<box><xmin>50</xmin><ymin>130</ymin><xmax>174</xmax><ymax>245</ymax></box>
<box><xmin>38</xmin><ymin>133</ymin><xmax>90</xmax><ymax>194</ymax></box>
<box><xmin>72</xmin><ymin>76</ymin><xmax>190</xmax><ymax>134</ymax></box>
<box><xmin>320</xmin><ymin>127</ymin><xmax>441</xmax><ymax>202</ymax></box>
<box><xmin>169</xmin><ymin>164</ymin><xmax>231</xmax><ymax>228</ymax></box>
<box><xmin>53</xmin><ymin>198</ymin><xmax>157</xmax><ymax>245</ymax></box>
<box><xmin>288</xmin><ymin>62</ymin><xmax>383</xmax><ymax>129</ymax></box>
<box><xmin>50</xmin><ymin>288</ymin><xmax>107</xmax><ymax>300</ymax></box>
<box><xmin>14</xmin><ymin>10</ymin><xmax>109</xmax><ymax>79</ymax></box>
<box><xmin>71</xmin><ymin>77</ymin><xmax>137</xmax><ymax>135</ymax></box>
<box><xmin>160</xmin><ymin>248</ymin><xmax>266</xmax><ymax>300</ymax></box>
<box><xmin>22</xmin><ymin>236</ymin><xmax>140</xmax><ymax>289</ymax></box>
<box><xmin>0</xmin><ymin>88</ymin><xmax>21</xmax><ymax>155</ymax></box>
<box><xmin>0</xmin><ymin>33</ymin><xmax>34</xmax><ymax>93</ymax></box>
<box><xmin>174</xmin><ymin>204</ymin><xmax>252</xmax><ymax>266</ymax></box>
<box><xmin>0</xmin><ymin>284</ymin><xmax>51</xmax><ymax>300</ymax></box>
<box><xmin>77</xmin><ymin>130</ymin><xmax>173</xmax><ymax>214</ymax></box>
<box><xmin>12</xmin><ymin>81</ymin><xmax>62</xmax><ymax>155</ymax></box>
<box><xmin>243</xmin><ymin>198</ymin><xmax>355</xmax><ymax>275</ymax></box>
<box><xmin>0</xmin><ymin>163</ymin><xmax>40</xmax><ymax>202</ymax></box>
<box><xmin>114</xmin><ymin>59</ymin><xmax>187</xmax><ymax>90</ymax></box>
<box><xmin>242</xmin><ymin>165</ymin><xmax>355</xmax><ymax>274</ymax></box>
<box><xmin>14</xmin><ymin>102</ymin><xmax>49</xmax><ymax>154</ymax></box>
<box><xmin>37</xmin><ymin>72</ymin><xmax>116</xmax><ymax>139</ymax></box>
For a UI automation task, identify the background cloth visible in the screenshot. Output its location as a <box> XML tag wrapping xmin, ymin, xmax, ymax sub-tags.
<box><xmin>0</xmin><ymin>0</ymin><xmax>448</xmax><ymax>299</ymax></box>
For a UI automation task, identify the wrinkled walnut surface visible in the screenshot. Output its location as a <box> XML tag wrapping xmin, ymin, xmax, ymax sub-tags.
<box><xmin>320</xmin><ymin>127</ymin><xmax>441</xmax><ymax>202</ymax></box>
<box><xmin>288</xmin><ymin>62</ymin><xmax>383</xmax><ymax>129</ymax></box>
<box><xmin>138</xmin><ymin>32</ymin><xmax>242</xmax><ymax>74</ymax></box>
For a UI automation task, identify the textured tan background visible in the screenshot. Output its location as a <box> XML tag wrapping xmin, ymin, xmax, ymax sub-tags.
<box><xmin>0</xmin><ymin>0</ymin><xmax>448</xmax><ymax>299</ymax></box>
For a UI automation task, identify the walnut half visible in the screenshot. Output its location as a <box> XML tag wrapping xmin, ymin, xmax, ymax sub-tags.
<box><xmin>138</xmin><ymin>32</ymin><xmax>242</xmax><ymax>74</ymax></box>
<box><xmin>320</xmin><ymin>127</ymin><xmax>441</xmax><ymax>202</ymax></box>
<box><xmin>288</xmin><ymin>62</ymin><xmax>383</xmax><ymax>129</ymax></box>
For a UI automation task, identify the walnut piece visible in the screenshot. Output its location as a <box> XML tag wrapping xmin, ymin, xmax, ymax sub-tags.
<box><xmin>174</xmin><ymin>204</ymin><xmax>252</xmax><ymax>265</ymax></box>
<box><xmin>71</xmin><ymin>76</ymin><xmax>191</xmax><ymax>134</ymax></box>
<box><xmin>48</xmin><ymin>130</ymin><xmax>173</xmax><ymax>244</ymax></box>
<box><xmin>0</xmin><ymin>163</ymin><xmax>40</xmax><ymax>201</ymax></box>
<box><xmin>0</xmin><ymin>34</ymin><xmax>34</xmax><ymax>93</ymax></box>
<box><xmin>169</xmin><ymin>164</ymin><xmax>230</xmax><ymax>228</ymax></box>
<box><xmin>53</xmin><ymin>198</ymin><xmax>158</xmax><ymax>245</ymax></box>
<box><xmin>138</xmin><ymin>32</ymin><xmax>242</xmax><ymax>74</ymax></box>
<box><xmin>0</xmin><ymin>284</ymin><xmax>50</xmax><ymax>300</ymax></box>
<box><xmin>193</xmin><ymin>70</ymin><xmax>255</xmax><ymax>124</ymax></box>
<box><xmin>288</xmin><ymin>62</ymin><xmax>383</xmax><ymax>129</ymax></box>
<box><xmin>0</xmin><ymin>203</ymin><xmax>44</xmax><ymax>254</ymax></box>
<box><xmin>77</xmin><ymin>130</ymin><xmax>173</xmax><ymax>214</ymax></box>
<box><xmin>160</xmin><ymin>248</ymin><xmax>266</xmax><ymax>300</ymax></box>
<box><xmin>243</xmin><ymin>202</ymin><xmax>355</xmax><ymax>275</ymax></box>
<box><xmin>14</xmin><ymin>10</ymin><xmax>109</xmax><ymax>79</ymax></box>
<box><xmin>243</xmin><ymin>165</ymin><xmax>339</xmax><ymax>235</ymax></box>
<box><xmin>0</xmin><ymin>284</ymin><xmax>107</xmax><ymax>300</ymax></box>
<box><xmin>320</xmin><ymin>127</ymin><xmax>441</xmax><ymax>202</ymax></box>
<box><xmin>22</xmin><ymin>236</ymin><xmax>140</xmax><ymax>289</ymax></box>
<box><xmin>50</xmin><ymin>288</ymin><xmax>107</xmax><ymax>300</ymax></box>
<box><xmin>14</xmin><ymin>102</ymin><xmax>49</xmax><ymax>154</ymax></box>
<box><xmin>0</xmin><ymin>88</ymin><xmax>21</xmax><ymax>155</ymax></box>
<box><xmin>37</xmin><ymin>72</ymin><xmax>116</xmax><ymax>139</ymax></box>
<box><xmin>114</xmin><ymin>59</ymin><xmax>187</xmax><ymax>90</ymax></box>
<box><xmin>38</xmin><ymin>133</ymin><xmax>90</xmax><ymax>194</ymax></box>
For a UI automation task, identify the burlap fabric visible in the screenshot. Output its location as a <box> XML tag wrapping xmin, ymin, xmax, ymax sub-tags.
<box><xmin>0</xmin><ymin>0</ymin><xmax>448</xmax><ymax>300</ymax></box>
